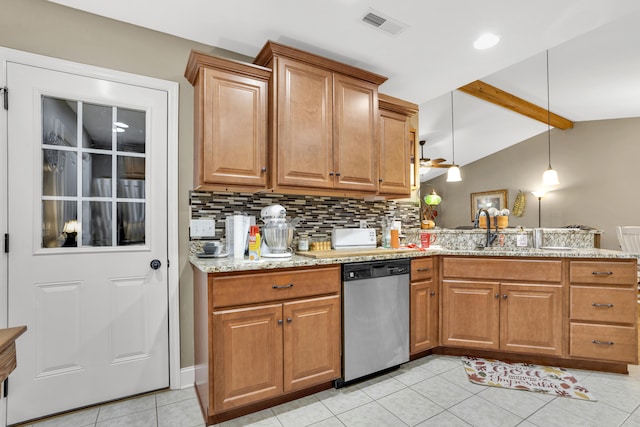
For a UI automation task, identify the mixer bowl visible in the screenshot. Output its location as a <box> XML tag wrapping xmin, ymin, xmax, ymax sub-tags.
<box><xmin>263</xmin><ymin>224</ymin><xmax>294</xmax><ymax>253</ymax></box>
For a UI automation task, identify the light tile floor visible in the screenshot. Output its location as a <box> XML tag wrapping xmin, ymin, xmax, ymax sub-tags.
<box><xmin>15</xmin><ymin>355</ymin><xmax>640</xmax><ymax>427</ymax></box>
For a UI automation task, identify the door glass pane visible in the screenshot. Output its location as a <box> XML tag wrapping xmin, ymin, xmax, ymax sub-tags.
<box><xmin>117</xmin><ymin>108</ymin><xmax>146</xmax><ymax>153</ymax></box>
<box><xmin>41</xmin><ymin>96</ymin><xmax>147</xmax><ymax>249</ymax></box>
<box><xmin>117</xmin><ymin>156</ymin><xmax>145</xmax><ymax>198</ymax></box>
<box><xmin>83</xmin><ymin>103</ymin><xmax>113</xmax><ymax>150</ymax></box>
<box><xmin>43</xmin><ymin>149</ymin><xmax>77</xmax><ymax>197</ymax></box>
<box><xmin>118</xmin><ymin>202</ymin><xmax>145</xmax><ymax>245</ymax></box>
<box><xmin>42</xmin><ymin>97</ymin><xmax>77</xmax><ymax>147</ymax></box>
<box><xmin>42</xmin><ymin>200</ymin><xmax>77</xmax><ymax>248</ymax></box>
<box><xmin>82</xmin><ymin>201</ymin><xmax>112</xmax><ymax>246</ymax></box>
<box><xmin>82</xmin><ymin>153</ymin><xmax>112</xmax><ymax>197</ymax></box>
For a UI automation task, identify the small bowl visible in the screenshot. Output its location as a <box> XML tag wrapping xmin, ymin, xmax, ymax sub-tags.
<box><xmin>203</xmin><ymin>242</ymin><xmax>220</xmax><ymax>254</ymax></box>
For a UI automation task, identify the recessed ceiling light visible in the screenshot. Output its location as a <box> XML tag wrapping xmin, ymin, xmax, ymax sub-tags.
<box><xmin>474</xmin><ymin>33</ymin><xmax>500</xmax><ymax>50</ymax></box>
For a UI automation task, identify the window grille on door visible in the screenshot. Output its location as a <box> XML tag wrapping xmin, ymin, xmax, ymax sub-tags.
<box><xmin>41</xmin><ymin>96</ymin><xmax>147</xmax><ymax>248</ymax></box>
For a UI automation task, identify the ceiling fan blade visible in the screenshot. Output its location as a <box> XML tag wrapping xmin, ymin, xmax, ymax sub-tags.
<box><xmin>430</xmin><ymin>158</ymin><xmax>447</xmax><ymax>164</ymax></box>
<box><xmin>430</xmin><ymin>163</ymin><xmax>454</xmax><ymax>168</ymax></box>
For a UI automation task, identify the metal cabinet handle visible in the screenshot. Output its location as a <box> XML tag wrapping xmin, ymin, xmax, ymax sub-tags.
<box><xmin>502</xmin><ymin>294</ymin><xmax>508</xmax><ymax>299</ymax></box>
<box><xmin>329</xmin><ymin>172</ymin><xmax>334</xmax><ymax>176</ymax></box>
<box><xmin>591</xmin><ymin>271</ymin><xmax>613</xmax><ymax>275</ymax></box>
<box><xmin>277</xmin><ymin>319</ymin><xmax>283</xmax><ymax>325</ymax></box>
<box><xmin>592</xmin><ymin>339</ymin><xmax>614</xmax><ymax>346</ymax></box>
<box><xmin>287</xmin><ymin>317</ymin><xmax>292</xmax><ymax>323</ymax></box>
<box><xmin>379</xmin><ymin>178</ymin><xmax>383</xmax><ymax>182</ymax></box>
<box><xmin>592</xmin><ymin>303</ymin><xmax>614</xmax><ymax>308</ymax></box>
<box><xmin>261</xmin><ymin>167</ymin><xmax>267</xmax><ymax>173</ymax></box>
<box><xmin>272</xmin><ymin>283</ymin><xmax>294</xmax><ymax>289</ymax></box>
<box><xmin>430</xmin><ymin>291</ymin><xmax>436</xmax><ymax>296</ymax></box>
<box><xmin>495</xmin><ymin>293</ymin><xmax>500</xmax><ymax>298</ymax></box>
<box><xmin>417</xmin><ymin>267</ymin><xmax>431</xmax><ymax>272</ymax></box>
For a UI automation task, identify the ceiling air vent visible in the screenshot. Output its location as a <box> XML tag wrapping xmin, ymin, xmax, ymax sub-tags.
<box><xmin>361</xmin><ymin>9</ymin><xmax>408</xmax><ymax>36</ymax></box>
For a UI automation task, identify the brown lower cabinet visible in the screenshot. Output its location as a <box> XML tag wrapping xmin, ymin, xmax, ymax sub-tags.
<box><xmin>441</xmin><ymin>257</ymin><xmax>564</xmax><ymax>356</ymax></box>
<box><xmin>194</xmin><ymin>265</ymin><xmax>341</xmax><ymax>425</ymax></box>
<box><xmin>569</xmin><ymin>260</ymin><xmax>638</xmax><ymax>364</ymax></box>
<box><xmin>410</xmin><ymin>258</ymin><xmax>439</xmax><ymax>354</ymax></box>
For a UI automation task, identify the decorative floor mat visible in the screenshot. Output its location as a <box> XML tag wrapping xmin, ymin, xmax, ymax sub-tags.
<box><xmin>462</xmin><ymin>356</ymin><xmax>596</xmax><ymax>401</ymax></box>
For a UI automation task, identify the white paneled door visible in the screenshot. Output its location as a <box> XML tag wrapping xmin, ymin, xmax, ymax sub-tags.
<box><xmin>6</xmin><ymin>62</ymin><xmax>169</xmax><ymax>424</ymax></box>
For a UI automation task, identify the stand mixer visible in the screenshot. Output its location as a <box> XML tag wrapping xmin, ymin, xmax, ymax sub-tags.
<box><xmin>260</xmin><ymin>204</ymin><xmax>301</xmax><ymax>258</ymax></box>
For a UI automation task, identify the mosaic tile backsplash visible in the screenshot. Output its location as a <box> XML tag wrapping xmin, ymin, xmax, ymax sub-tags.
<box><xmin>190</xmin><ymin>191</ymin><xmax>421</xmax><ymax>242</ymax></box>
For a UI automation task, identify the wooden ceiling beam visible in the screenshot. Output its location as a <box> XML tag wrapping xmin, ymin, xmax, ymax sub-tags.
<box><xmin>458</xmin><ymin>80</ymin><xmax>574</xmax><ymax>130</ymax></box>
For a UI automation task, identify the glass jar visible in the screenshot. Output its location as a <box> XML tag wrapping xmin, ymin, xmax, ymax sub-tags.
<box><xmin>297</xmin><ymin>235</ymin><xmax>309</xmax><ymax>251</ymax></box>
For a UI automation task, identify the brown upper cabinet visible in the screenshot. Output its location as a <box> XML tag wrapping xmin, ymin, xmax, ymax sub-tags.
<box><xmin>378</xmin><ymin>94</ymin><xmax>419</xmax><ymax>197</ymax></box>
<box><xmin>186</xmin><ymin>43</ymin><xmax>418</xmax><ymax>198</ymax></box>
<box><xmin>185</xmin><ymin>51</ymin><xmax>271</xmax><ymax>192</ymax></box>
<box><xmin>254</xmin><ymin>41</ymin><xmax>389</xmax><ymax>196</ymax></box>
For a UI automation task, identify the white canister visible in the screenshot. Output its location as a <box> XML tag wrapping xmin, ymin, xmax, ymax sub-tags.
<box><xmin>298</xmin><ymin>235</ymin><xmax>309</xmax><ymax>251</ymax></box>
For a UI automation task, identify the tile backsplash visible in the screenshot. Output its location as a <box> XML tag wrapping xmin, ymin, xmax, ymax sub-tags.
<box><xmin>190</xmin><ymin>191</ymin><xmax>420</xmax><ymax>242</ymax></box>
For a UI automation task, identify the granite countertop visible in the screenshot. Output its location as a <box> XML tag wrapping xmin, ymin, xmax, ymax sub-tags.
<box><xmin>190</xmin><ymin>247</ymin><xmax>636</xmax><ymax>274</ymax></box>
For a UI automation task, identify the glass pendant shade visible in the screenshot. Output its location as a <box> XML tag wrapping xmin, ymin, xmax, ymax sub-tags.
<box><xmin>542</xmin><ymin>166</ymin><xmax>559</xmax><ymax>186</ymax></box>
<box><xmin>424</xmin><ymin>189</ymin><xmax>442</xmax><ymax>206</ymax></box>
<box><xmin>446</xmin><ymin>165</ymin><xmax>461</xmax><ymax>182</ymax></box>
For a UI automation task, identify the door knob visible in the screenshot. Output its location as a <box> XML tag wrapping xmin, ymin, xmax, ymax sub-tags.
<box><xmin>150</xmin><ymin>259</ymin><xmax>162</xmax><ymax>270</ymax></box>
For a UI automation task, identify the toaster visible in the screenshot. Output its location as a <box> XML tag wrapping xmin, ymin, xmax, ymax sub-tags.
<box><xmin>331</xmin><ymin>228</ymin><xmax>377</xmax><ymax>249</ymax></box>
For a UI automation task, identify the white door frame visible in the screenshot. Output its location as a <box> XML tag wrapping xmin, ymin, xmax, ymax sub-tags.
<box><xmin>0</xmin><ymin>46</ymin><xmax>181</xmax><ymax>418</ymax></box>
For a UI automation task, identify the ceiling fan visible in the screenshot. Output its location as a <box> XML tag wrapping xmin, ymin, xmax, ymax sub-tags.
<box><xmin>418</xmin><ymin>140</ymin><xmax>455</xmax><ymax>168</ymax></box>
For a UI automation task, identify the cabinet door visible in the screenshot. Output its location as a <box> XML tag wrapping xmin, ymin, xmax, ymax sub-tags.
<box><xmin>500</xmin><ymin>283</ymin><xmax>563</xmax><ymax>356</ymax></box>
<box><xmin>276</xmin><ymin>57</ymin><xmax>333</xmax><ymax>188</ymax></box>
<box><xmin>212</xmin><ymin>304</ymin><xmax>283</xmax><ymax>411</ymax></box>
<box><xmin>333</xmin><ymin>73</ymin><xmax>378</xmax><ymax>192</ymax></box>
<box><xmin>411</xmin><ymin>280</ymin><xmax>438</xmax><ymax>354</ymax></box>
<box><xmin>442</xmin><ymin>280</ymin><xmax>500</xmax><ymax>349</ymax></box>
<box><xmin>283</xmin><ymin>295</ymin><xmax>341</xmax><ymax>392</ymax></box>
<box><xmin>378</xmin><ymin>108</ymin><xmax>410</xmax><ymax>196</ymax></box>
<box><xmin>200</xmin><ymin>67</ymin><xmax>267</xmax><ymax>187</ymax></box>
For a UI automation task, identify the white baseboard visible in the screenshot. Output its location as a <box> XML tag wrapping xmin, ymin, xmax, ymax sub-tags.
<box><xmin>179</xmin><ymin>366</ymin><xmax>195</xmax><ymax>389</ymax></box>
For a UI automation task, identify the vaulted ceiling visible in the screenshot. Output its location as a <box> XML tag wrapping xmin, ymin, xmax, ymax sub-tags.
<box><xmin>49</xmin><ymin>0</ymin><xmax>640</xmax><ymax>180</ymax></box>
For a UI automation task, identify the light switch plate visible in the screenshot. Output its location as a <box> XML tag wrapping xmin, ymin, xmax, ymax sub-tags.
<box><xmin>190</xmin><ymin>219</ymin><xmax>215</xmax><ymax>238</ymax></box>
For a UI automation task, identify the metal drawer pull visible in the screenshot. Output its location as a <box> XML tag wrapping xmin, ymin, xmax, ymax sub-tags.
<box><xmin>272</xmin><ymin>283</ymin><xmax>294</xmax><ymax>289</ymax></box>
<box><xmin>592</xmin><ymin>303</ymin><xmax>614</xmax><ymax>308</ymax></box>
<box><xmin>591</xmin><ymin>271</ymin><xmax>613</xmax><ymax>275</ymax></box>
<box><xmin>417</xmin><ymin>267</ymin><xmax>431</xmax><ymax>272</ymax></box>
<box><xmin>592</xmin><ymin>339</ymin><xmax>614</xmax><ymax>346</ymax></box>
<box><xmin>287</xmin><ymin>317</ymin><xmax>292</xmax><ymax>323</ymax></box>
<box><xmin>495</xmin><ymin>293</ymin><xmax>500</xmax><ymax>298</ymax></box>
<box><xmin>277</xmin><ymin>319</ymin><xmax>283</xmax><ymax>325</ymax></box>
<box><xmin>430</xmin><ymin>291</ymin><xmax>436</xmax><ymax>296</ymax></box>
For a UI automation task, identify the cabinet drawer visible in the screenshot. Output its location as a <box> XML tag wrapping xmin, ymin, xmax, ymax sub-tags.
<box><xmin>570</xmin><ymin>286</ymin><xmax>637</xmax><ymax>324</ymax></box>
<box><xmin>411</xmin><ymin>258</ymin><xmax>433</xmax><ymax>281</ymax></box>
<box><xmin>442</xmin><ymin>257</ymin><xmax>562</xmax><ymax>282</ymax></box>
<box><xmin>570</xmin><ymin>323</ymin><xmax>638</xmax><ymax>364</ymax></box>
<box><xmin>570</xmin><ymin>261</ymin><xmax>637</xmax><ymax>285</ymax></box>
<box><xmin>212</xmin><ymin>266</ymin><xmax>341</xmax><ymax>308</ymax></box>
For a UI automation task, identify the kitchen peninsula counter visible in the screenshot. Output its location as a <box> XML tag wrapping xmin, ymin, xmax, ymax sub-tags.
<box><xmin>192</xmin><ymin>242</ymin><xmax>638</xmax><ymax>424</ymax></box>
<box><xmin>190</xmin><ymin>246</ymin><xmax>634</xmax><ymax>273</ymax></box>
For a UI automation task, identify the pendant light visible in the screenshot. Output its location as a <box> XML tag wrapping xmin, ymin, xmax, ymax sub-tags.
<box><xmin>542</xmin><ymin>50</ymin><xmax>559</xmax><ymax>186</ymax></box>
<box><xmin>446</xmin><ymin>91</ymin><xmax>462</xmax><ymax>182</ymax></box>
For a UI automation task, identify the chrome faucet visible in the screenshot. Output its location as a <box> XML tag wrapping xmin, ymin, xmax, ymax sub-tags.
<box><xmin>474</xmin><ymin>208</ymin><xmax>498</xmax><ymax>248</ymax></box>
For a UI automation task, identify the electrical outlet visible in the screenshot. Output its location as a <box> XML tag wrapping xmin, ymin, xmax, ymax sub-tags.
<box><xmin>190</xmin><ymin>219</ymin><xmax>215</xmax><ymax>238</ymax></box>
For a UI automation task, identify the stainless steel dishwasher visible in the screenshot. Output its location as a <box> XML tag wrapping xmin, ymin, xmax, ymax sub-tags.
<box><xmin>337</xmin><ymin>258</ymin><xmax>410</xmax><ymax>387</ymax></box>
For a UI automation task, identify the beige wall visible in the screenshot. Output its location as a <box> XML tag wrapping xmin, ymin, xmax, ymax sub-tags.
<box><xmin>0</xmin><ymin>0</ymin><xmax>252</xmax><ymax>367</ymax></box>
<box><xmin>424</xmin><ymin>117</ymin><xmax>640</xmax><ymax>250</ymax></box>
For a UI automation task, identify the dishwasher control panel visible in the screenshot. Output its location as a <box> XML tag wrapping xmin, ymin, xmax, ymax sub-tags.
<box><xmin>343</xmin><ymin>259</ymin><xmax>410</xmax><ymax>281</ymax></box>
